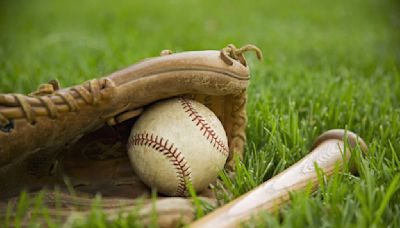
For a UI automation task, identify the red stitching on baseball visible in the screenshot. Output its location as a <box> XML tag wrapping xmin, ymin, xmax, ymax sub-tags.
<box><xmin>179</xmin><ymin>97</ymin><xmax>229</xmax><ymax>157</ymax></box>
<box><xmin>128</xmin><ymin>132</ymin><xmax>191</xmax><ymax>196</ymax></box>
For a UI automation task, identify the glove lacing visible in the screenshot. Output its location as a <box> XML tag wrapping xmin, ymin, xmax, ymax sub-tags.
<box><xmin>0</xmin><ymin>78</ymin><xmax>115</xmax><ymax>131</ymax></box>
<box><xmin>220</xmin><ymin>44</ymin><xmax>263</xmax><ymax>66</ymax></box>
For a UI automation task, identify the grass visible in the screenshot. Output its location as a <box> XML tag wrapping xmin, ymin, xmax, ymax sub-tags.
<box><xmin>1</xmin><ymin>0</ymin><xmax>400</xmax><ymax>227</ymax></box>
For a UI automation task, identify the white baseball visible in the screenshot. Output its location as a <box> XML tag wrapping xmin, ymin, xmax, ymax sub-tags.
<box><xmin>127</xmin><ymin>97</ymin><xmax>229</xmax><ymax>196</ymax></box>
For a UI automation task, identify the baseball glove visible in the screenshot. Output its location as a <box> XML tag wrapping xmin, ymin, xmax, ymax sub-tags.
<box><xmin>0</xmin><ymin>44</ymin><xmax>262</xmax><ymax>227</ymax></box>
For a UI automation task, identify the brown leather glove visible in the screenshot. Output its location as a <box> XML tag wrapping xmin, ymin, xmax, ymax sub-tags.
<box><xmin>0</xmin><ymin>44</ymin><xmax>262</xmax><ymax>227</ymax></box>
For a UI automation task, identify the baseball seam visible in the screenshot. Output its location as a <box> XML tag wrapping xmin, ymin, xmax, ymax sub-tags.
<box><xmin>128</xmin><ymin>132</ymin><xmax>191</xmax><ymax>196</ymax></box>
<box><xmin>179</xmin><ymin>97</ymin><xmax>229</xmax><ymax>157</ymax></box>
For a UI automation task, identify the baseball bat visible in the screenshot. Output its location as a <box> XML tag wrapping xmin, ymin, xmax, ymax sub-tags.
<box><xmin>190</xmin><ymin>129</ymin><xmax>368</xmax><ymax>227</ymax></box>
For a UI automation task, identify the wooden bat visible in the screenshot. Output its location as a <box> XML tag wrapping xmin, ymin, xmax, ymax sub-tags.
<box><xmin>190</xmin><ymin>129</ymin><xmax>368</xmax><ymax>227</ymax></box>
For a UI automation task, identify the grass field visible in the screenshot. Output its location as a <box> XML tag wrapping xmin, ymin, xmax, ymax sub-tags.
<box><xmin>1</xmin><ymin>0</ymin><xmax>400</xmax><ymax>227</ymax></box>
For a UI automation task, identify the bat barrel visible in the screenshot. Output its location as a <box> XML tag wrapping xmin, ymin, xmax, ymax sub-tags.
<box><xmin>190</xmin><ymin>129</ymin><xmax>367</xmax><ymax>228</ymax></box>
<box><xmin>312</xmin><ymin>129</ymin><xmax>368</xmax><ymax>153</ymax></box>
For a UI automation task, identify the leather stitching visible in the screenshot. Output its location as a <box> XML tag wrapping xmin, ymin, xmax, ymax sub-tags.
<box><xmin>179</xmin><ymin>97</ymin><xmax>229</xmax><ymax>157</ymax></box>
<box><xmin>128</xmin><ymin>132</ymin><xmax>191</xmax><ymax>196</ymax></box>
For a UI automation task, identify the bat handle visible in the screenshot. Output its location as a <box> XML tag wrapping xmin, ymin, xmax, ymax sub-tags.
<box><xmin>190</xmin><ymin>129</ymin><xmax>367</xmax><ymax>228</ymax></box>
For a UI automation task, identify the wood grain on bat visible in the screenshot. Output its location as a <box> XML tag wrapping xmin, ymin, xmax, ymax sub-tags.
<box><xmin>190</xmin><ymin>129</ymin><xmax>367</xmax><ymax>228</ymax></box>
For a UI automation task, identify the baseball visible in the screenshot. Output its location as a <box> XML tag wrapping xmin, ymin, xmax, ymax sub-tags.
<box><xmin>127</xmin><ymin>97</ymin><xmax>229</xmax><ymax>196</ymax></box>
